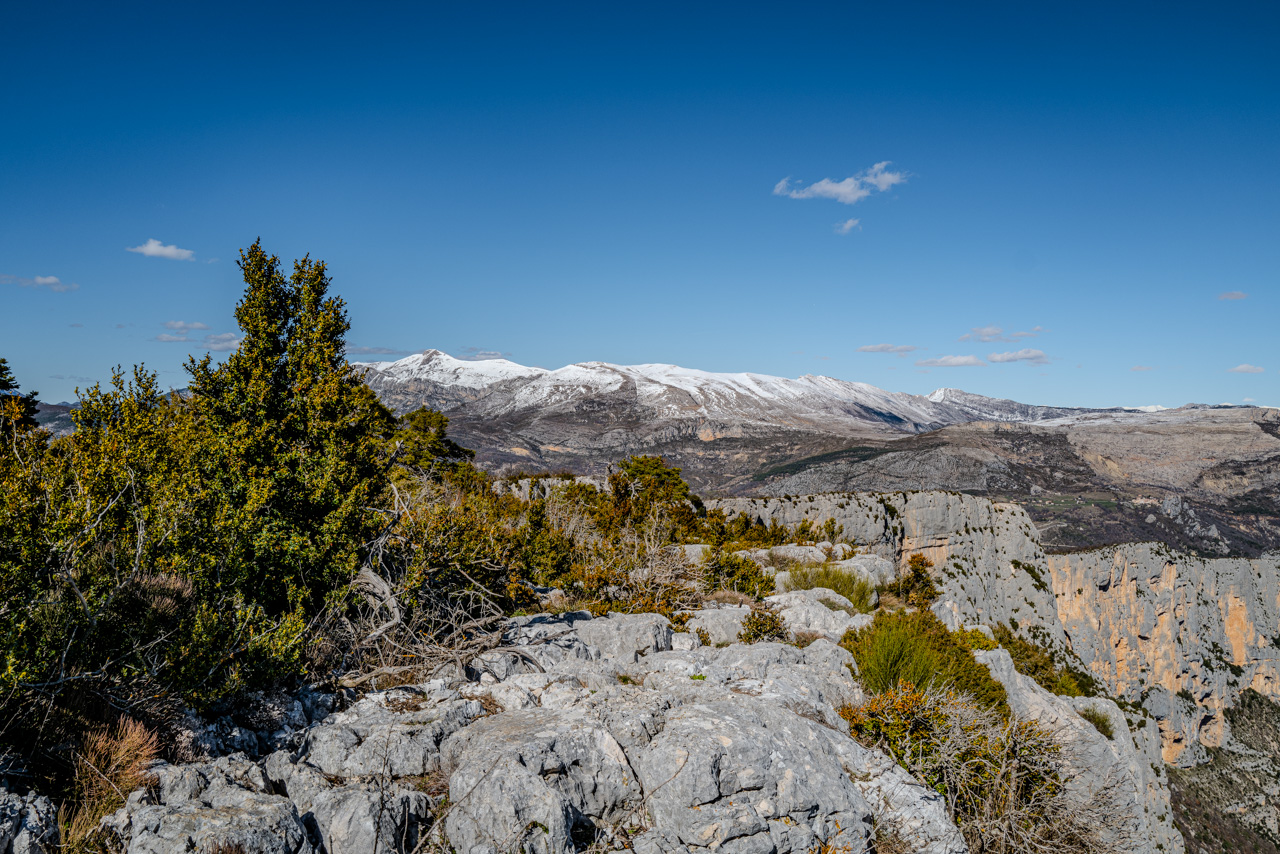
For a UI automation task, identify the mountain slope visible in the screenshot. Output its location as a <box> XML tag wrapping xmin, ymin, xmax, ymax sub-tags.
<box><xmin>355</xmin><ymin>350</ymin><xmax>1108</xmax><ymax>487</ymax></box>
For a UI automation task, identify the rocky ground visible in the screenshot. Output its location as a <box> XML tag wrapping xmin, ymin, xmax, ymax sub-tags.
<box><xmin>1</xmin><ymin>586</ymin><xmax>1179</xmax><ymax>854</ymax></box>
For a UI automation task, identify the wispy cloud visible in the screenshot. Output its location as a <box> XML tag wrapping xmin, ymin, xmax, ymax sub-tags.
<box><xmin>858</xmin><ymin>343</ymin><xmax>920</xmax><ymax>355</ymax></box>
<box><xmin>988</xmin><ymin>348</ymin><xmax>1049</xmax><ymax>365</ymax></box>
<box><xmin>1131</xmin><ymin>366</ymin><xmax>1155</xmax><ymax>372</ymax></box>
<box><xmin>153</xmin><ymin>321</ymin><xmax>241</xmax><ymax>351</ymax></box>
<box><xmin>1228</xmin><ymin>364</ymin><xmax>1264</xmax><ymax>373</ymax></box>
<box><xmin>774</xmin><ymin>161</ymin><xmax>906</xmax><ymax>206</ymax></box>
<box><xmin>834</xmin><ymin>219</ymin><xmax>861</xmax><ymax>235</ymax></box>
<box><xmin>127</xmin><ymin>239</ymin><xmax>195</xmax><ymax>261</ymax></box>
<box><xmin>69</xmin><ymin>323</ymin><xmax>84</xmax><ymax>328</ymax></box>
<box><xmin>1</xmin><ymin>273</ymin><xmax>80</xmax><ymax>293</ymax></box>
<box><xmin>958</xmin><ymin>324</ymin><xmax>1042</xmax><ymax>343</ymax></box>
<box><xmin>916</xmin><ymin>355</ymin><xmax>985</xmax><ymax>367</ymax></box>
<box><xmin>204</xmin><ymin>333</ymin><xmax>242</xmax><ymax>351</ymax></box>
<box><xmin>458</xmin><ymin>347</ymin><xmax>511</xmax><ymax>361</ymax></box>
<box><xmin>1218</xmin><ymin>291</ymin><xmax>1247</xmax><ymax>300</ymax></box>
<box><xmin>348</xmin><ymin>345</ymin><xmax>413</xmax><ymax>356</ymax></box>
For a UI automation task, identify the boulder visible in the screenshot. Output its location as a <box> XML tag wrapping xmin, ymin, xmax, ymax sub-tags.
<box><xmin>102</xmin><ymin>755</ymin><xmax>313</xmax><ymax>854</ymax></box>
<box><xmin>684</xmin><ymin>607</ymin><xmax>750</xmax><ymax>646</ymax></box>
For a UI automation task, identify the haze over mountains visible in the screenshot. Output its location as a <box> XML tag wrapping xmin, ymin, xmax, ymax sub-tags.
<box><xmin>358</xmin><ymin>350</ymin><xmax>1280</xmax><ymax>555</ymax></box>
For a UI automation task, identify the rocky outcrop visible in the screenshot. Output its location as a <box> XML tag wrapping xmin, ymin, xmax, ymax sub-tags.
<box><xmin>710</xmin><ymin>492</ymin><xmax>1071</xmax><ymax>650</ymax></box>
<box><xmin>978</xmin><ymin>650</ymin><xmax>1181</xmax><ymax>854</ymax></box>
<box><xmin>100</xmin><ymin>608</ymin><xmax>981</xmax><ymax>854</ymax></box>
<box><xmin>0</xmin><ymin>790</ymin><xmax>56</xmax><ymax>854</ymax></box>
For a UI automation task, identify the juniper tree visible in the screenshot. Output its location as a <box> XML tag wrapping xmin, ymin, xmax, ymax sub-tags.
<box><xmin>185</xmin><ymin>240</ymin><xmax>392</xmax><ymax>614</ymax></box>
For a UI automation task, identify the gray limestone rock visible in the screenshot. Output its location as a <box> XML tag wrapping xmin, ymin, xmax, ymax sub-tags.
<box><xmin>440</xmin><ymin>708</ymin><xmax>641</xmax><ymax>854</ymax></box>
<box><xmin>0</xmin><ymin>790</ymin><xmax>57</xmax><ymax>854</ymax></box>
<box><xmin>684</xmin><ymin>607</ymin><xmax>750</xmax><ymax>646</ymax></box>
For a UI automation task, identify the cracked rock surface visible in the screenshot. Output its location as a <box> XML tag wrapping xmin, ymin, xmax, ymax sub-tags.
<box><xmin>100</xmin><ymin>610</ymin><xmax>967</xmax><ymax>854</ymax></box>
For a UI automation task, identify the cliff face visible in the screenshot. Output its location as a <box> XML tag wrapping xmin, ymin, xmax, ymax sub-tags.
<box><xmin>710</xmin><ymin>492</ymin><xmax>1071</xmax><ymax>649</ymax></box>
<box><xmin>710</xmin><ymin>491</ymin><xmax>1280</xmax><ymax>768</ymax></box>
<box><xmin>1048</xmin><ymin>544</ymin><xmax>1280</xmax><ymax>765</ymax></box>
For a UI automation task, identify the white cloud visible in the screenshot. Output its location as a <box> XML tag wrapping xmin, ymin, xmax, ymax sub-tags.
<box><xmin>774</xmin><ymin>161</ymin><xmax>906</xmax><ymax>205</ymax></box>
<box><xmin>155</xmin><ymin>333</ymin><xmax>188</xmax><ymax>342</ymax></box>
<box><xmin>959</xmin><ymin>325</ymin><xmax>1006</xmax><ymax>343</ymax></box>
<box><xmin>127</xmin><ymin>239</ymin><xmax>195</xmax><ymax>260</ymax></box>
<box><xmin>1244</xmin><ymin>397</ymin><xmax>1256</xmax><ymax>402</ymax></box>
<box><xmin>1218</xmin><ymin>291</ymin><xmax>1247</xmax><ymax>300</ymax></box>
<box><xmin>916</xmin><ymin>355</ymin><xmax>985</xmax><ymax>367</ymax></box>
<box><xmin>348</xmin><ymin>345</ymin><xmax>413</xmax><ymax>356</ymax></box>
<box><xmin>858</xmin><ymin>343</ymin><xmax>920</xmax><ymax>354</ymax></box>
<box><xmin>164</xmin><ymin>320</ymin><xmax>210</xmax><ymax>332</ymax></box>
<box><xmin>1228</xmin><ymin>364</ymin><xmax>1264</xmax><ymax>373</ymax></box>
<box><xmin>1131</xmin><ymin>365</ymin><xmax>1155</xmax><ymax>372</ymax></box>
<box><xmin>458</xmin><ymin>347</ymin><xmax>511</xmax><ymax>361</ymax></box>
<box><xmin>959</xmin><ymin>324</ymin><xmax>1042</xmax><ymax>343</ymax></box>
<box><xmin>835</xmin><ymin>218</ymin><xmax>861</xmax><ymax>235</ymax></box>
<box><xmin>1</xmin><ymin>273</ymin><xmax>80</xmax><ymax>292</ymax></box>
<box><xmin>204</xmin><ymin>333</ymin><xmax>242</xmax><ymax>351</ymax></box>
<box><xmin>988</xmin><ymin>348</ymin><xmax>1049</xmax><ymax>365</ymax></box>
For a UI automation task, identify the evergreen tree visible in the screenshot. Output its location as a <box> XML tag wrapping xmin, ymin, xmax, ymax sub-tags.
<box><xmin>185</xmin><ymin>240</ymin><xmax>390</xmax><ymax>614</ymax></box>
<box><xmin>0</xmin><ymin>358</ymin><xmax>40</xmax><ymax>430</ymax></box>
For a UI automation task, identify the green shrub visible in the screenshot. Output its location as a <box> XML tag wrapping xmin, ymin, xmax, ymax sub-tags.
<box><xmin>841</xmin><ymin>610</ymin><xmax>1008</xmax><ymax>713</ymax></box>
<box><xmin>1078</xmin><ymin>706</ymin><xmax>1115</xmax><ymax>740</ymax></box>
<box><xmin>957</xmin><ymin>628</ymin><xmax>998</xmax><ymax>651</ymax></box>
<box><xmin>781</xmin><ymin>565</ymin><xmax>874</xmax><ymax>612</ymax></box>
<box><xmin>702</xmin><ymin>547</ymin><xmax>775</xmax><ymax>598</ymax></box>
<box><xmin>993</xmin><ymin>624</ymin><xmax>1098</xmax><ymax>697</ymax></box>
<box><xmin>840</xmin><ymin>684</ymin><xmax>1128</xmax><ymax>852</ymax></box>
<box><xmin>739</xmin><ymin>605</ymin><xmax>788</xmax><ymax>644</ymax></box>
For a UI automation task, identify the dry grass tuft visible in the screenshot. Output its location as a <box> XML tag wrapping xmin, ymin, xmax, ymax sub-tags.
<box><xmin>60</xmin><ymin>717</ymin><xmax>158</xmax><ymax>853</ymax></box>
<box><xmin>705</xmin><ymin>589</ymin><xmax>755</xmax><ymax>607</ymax></box>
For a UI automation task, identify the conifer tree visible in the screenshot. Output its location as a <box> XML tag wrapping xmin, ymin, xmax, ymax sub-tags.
<box><xmin>0</xmin><ymin>357</ymin><xmax>40</xmax><ymax>430</ymax></box>
<box><xmin>185</xmin><ymin>240</ymin><xmax>390</xmax><ymax>614</ymax></box>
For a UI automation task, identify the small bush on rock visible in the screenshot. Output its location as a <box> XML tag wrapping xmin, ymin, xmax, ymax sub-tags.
<box><xmin>782</xmin><ymin>565</ymin><xmax>875</xmax><ymax>612</ymax></box>
<box><xmin>701</xmin><ymin>547</ymin><xmax>774</xmax><ymax>598</ymax></box>
<box><xmin>738</xmin><ymin>605</ymin><xmax>788</xmax><ymax>644</ymax></box>
<box><xmin>841</xmin><ymin>610</ymin><xmax>1008</xmax><ymax>713</ymax></box>
<box><xmin>1078</xmin><ymin>706</ymin><xmax>1115</xmax><ymax>740</ymax></box>
<box><xmin>841</xmin><ymin>684</ymin><xmax>1136</xmax><ymax>853</ymax></box>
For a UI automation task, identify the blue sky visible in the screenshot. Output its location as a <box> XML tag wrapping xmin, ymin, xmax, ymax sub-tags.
<box><xmin>3</xmin><ymin>1</ymin><xmax>1277</xmax><ymax>407</ymax></box>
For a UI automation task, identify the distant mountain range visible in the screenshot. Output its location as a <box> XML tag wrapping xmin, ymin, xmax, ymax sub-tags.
<box><xmin>356</xmin><ymin>350</ymin><xmax>1280</xmax><ymax>555</ymax></box>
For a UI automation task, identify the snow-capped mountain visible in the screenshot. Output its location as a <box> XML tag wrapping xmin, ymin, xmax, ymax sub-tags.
<box><xmin>356</xmin><ymin>350</ymin><xmax>1097</xmax><ymax>435</ymax></box>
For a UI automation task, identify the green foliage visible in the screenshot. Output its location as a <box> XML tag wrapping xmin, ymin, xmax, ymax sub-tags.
<box><xmin>841</xmin><ymin>610</ymin><xmax>1009</xmax><ymax>713</ymax></box>
<box><xmin>956</xmin><ymin>628</ymin><xmax>998</xmax><ymax>651</ymax></box>
<box><xmin>701</xmin><ymin>547</ymin><xmax>774</xmax><ymax>598</ymax></box>
<box><xmin>184</xmin><ymin>240</ymin><xmax>391</xmax><ymax>614</ymax></box>
<box><xmin>898</xmin><ymin>553</ymin><xmax>939</xmax><ymax>608</ymax></box>
<box><xmin>1077</xmin><ymin>705</ymin><xmax>1115</xmax><ymax>740</ymax></box>
<box><xmin>392</xmin><ymin>408</ymin><xmax>475</xmax><ymax>482</ymax></box>
<box><xmin>0</xmin><ymin>358</ymin><xmax>39</xmax><ymax>429</ymax></box>
<box><xmin>0</xmin><ymin>241</ymin><xmax>400</xmax><ymax>791</ymax></box>
<box><xmin>738</xmin><ymin>605</ymin><xmax>788</xmax><ymax>644</ymax></box>
<box><xmin>993</xmin><ymin>624</ymin><xmax>1098</xmax><ymax>698</ymax></box>
<box><xmin>781</xmin><ymin>565</ymin><xmax>874</xmax><ymax>612</ymax></box>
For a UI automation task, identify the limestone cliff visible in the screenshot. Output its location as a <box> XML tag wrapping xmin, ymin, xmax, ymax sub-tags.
<box><xmin>710</xmin><ymin>491</ymin><xmax>1280</xmax><ymax>769</ymax></box>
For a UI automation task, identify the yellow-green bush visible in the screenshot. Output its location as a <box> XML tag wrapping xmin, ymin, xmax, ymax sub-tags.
<box><xmin>739</xmin><ymin>605</ymin><xmax>789</xmax><ymax>644</ymax></box>
<box><xmin>993</xmin><ymin>624</ymin><xmax>1098</xmax><ymax>697</ymax></box>
<box><xmin>841</xmin><ymin>610</ymin><xmax>1008</xmax><ymax>713</ymax></box>
<box><xmin>839</xmin><ymin>684</ymin><xmax>1125</xmax><ymax>852</ymax></box>
<box><xmin>781</xmin><ymin>565</ymin><xmax>874</xmax><ymax>612</ymax></box>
